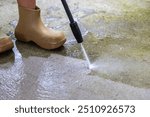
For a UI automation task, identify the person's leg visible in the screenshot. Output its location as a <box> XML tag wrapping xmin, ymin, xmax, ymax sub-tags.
<box><xmin>17</xmin><ymin>0</ymin><xmax>36</xmax><ymax>9</ymax></box>
<box><xmin>15</xmin><ymin>0</ymin><xmax>66</xmax><ymax>49</ymax></box>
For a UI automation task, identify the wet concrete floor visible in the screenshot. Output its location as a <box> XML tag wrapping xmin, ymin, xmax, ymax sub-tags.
<box><xmin>0</xmin><ymin>0</ymin><xmax>150</xmax><ymax>99</ymax></box>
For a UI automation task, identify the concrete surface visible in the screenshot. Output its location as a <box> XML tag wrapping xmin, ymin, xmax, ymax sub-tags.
<box><xmin>0</xmin><ymin>0</ymin><xmax>150</xmax><ymax>99</ymax></box>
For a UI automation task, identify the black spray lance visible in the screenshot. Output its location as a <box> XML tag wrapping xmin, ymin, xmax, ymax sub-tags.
<box><xmin>61</xmin><ymin>0</ymin><xmax>92</xmax><ymax>69</ymax></box>
<box><xmin>61</xmin><ymin>0</ymin><xmax>83</xmax><ymax>43</ymax></box>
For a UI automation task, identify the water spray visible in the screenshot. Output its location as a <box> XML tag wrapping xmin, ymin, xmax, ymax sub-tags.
<box><xmin>61</xmin><ymin>0</ymin><xmax>92</xmax><ymax>69</ymax></box>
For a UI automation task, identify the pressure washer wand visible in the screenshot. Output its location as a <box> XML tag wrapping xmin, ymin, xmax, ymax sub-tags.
<box><xmin>61</xmin><ymin>0</ymin><xmax>83</xmax><ymax>43</ymax></box>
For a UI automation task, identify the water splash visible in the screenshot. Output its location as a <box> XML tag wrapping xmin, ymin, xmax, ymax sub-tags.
<box><xmin>80</xmin><ymin>43</ymin><xmax>92</xmax><ymax>69</ymax></box>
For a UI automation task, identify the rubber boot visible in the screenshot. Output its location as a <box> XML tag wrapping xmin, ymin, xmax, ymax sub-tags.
<box><xmin>0</xmin><ymin>36</ymin><xmax>14</xmax><ymax>53</ymax></box>
<box><xmin>15</xmin><ymin>6</ymin><xmax>66</xmax><ymax>50</ymax></box>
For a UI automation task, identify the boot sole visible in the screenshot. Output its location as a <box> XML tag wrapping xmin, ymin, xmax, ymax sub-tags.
<box><xmin>15</xmin><ymin>35</ymin><xmax>66</xmax><ymax>50</ymax></box>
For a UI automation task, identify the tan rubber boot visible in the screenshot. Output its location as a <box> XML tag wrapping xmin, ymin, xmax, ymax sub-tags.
<box><xmin>15</xmin><ymin>6</ymin><xmax>66</xmax><ymax>50</ymax></box>
<box><xmin>0</xmin><ymin>36</ymin><xmax>14</xmax><ymax>53</ymax></box>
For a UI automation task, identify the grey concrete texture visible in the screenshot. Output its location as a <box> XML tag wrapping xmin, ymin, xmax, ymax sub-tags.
<box><xmin>0</xmin><ymin>0</ymin><xmax>150</xmax><ymax>99</ymax></box>
<box><xmin>1</xmin><ymin>54</ymin><xmax>150</xmax><ymax>100</ymax></box>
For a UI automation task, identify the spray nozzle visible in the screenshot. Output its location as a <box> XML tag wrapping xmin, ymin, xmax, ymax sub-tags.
<box><xmin>61</xmin><ymin>0</ymin><xmax>83</xmax><ymax>43</ymax></box>
<box><xmin>70</xmin><ymin>21</ymin><xmax>83</xmax><ymax>43</ymax></box>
